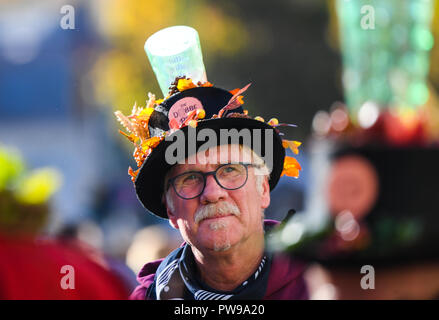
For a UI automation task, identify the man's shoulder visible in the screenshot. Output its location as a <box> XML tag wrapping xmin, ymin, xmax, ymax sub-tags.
<box><xmin>263</xmin><ymin>219</ymin><xmax>309</xmax><ymax>299</ymax></box>
<box><xmin>264</xmin><ymin>253</ymin><xmax>309</xmax><ymax>300</ymax></box>
<box><xmin>129</xmin><ymin>259</ymin><xmax>162</xmax><ymax>300</ymax></box>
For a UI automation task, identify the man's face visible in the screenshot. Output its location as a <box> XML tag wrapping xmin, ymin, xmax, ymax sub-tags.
<box><xmin>165</xmin><ymin>145</ymin><xmax>270</xmax><ymax>253</ymax></box>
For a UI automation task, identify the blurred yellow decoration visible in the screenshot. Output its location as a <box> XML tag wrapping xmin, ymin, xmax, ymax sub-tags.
<box><xmin>268</xmin><ymin>118</ymin><xmax>279</xmax><ymax>126</ymax></box>
<box><xmin>0</xmin><ymin>146</ymin><xmax>24</xmax><ymax>191</ymax></box>
<box><xmin>91</xmin><ymin>0</ymin><xmax>249</xmax><ymax>121</ymax></box>
<box><xmin>15</xmin><ymin>168</ymin><xmax>63</xmax><ymax>205</ymax></box>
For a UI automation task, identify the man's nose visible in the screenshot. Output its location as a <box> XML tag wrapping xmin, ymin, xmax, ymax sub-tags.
<box><xmin>199</xmin><ymin>174</ymin><xmax>227</xmax><ymax>204</ymax></box>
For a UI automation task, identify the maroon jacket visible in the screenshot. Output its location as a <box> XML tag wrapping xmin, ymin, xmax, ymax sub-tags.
<box><xmin>130</xmin><ymin>220</ymin><xmax>309</xmax><ymax>300</ymax></box>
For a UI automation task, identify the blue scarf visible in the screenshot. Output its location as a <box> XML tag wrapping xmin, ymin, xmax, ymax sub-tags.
<box><xmin>146</xmin><ymin>244</ymin><xmax>271</xmax><ymax>300</ymax></box>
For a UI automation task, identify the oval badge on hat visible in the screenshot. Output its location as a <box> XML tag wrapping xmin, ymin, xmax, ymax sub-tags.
<box><xmin>169</xmin><ymin>97</ymin><xmax>204</xmax><ymax>126</ymax></box>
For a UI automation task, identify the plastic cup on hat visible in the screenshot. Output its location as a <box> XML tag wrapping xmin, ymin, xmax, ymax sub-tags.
<box><xmin>145</xmin><ymin>26</ymin><xmax>207</xmax><ymax>97</ymax></box>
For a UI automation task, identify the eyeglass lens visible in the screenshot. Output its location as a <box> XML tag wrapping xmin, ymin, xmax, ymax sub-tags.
<box><xmin>172</xmin><ymin>163</ymin><xmax>248</xmax><ymax>199</ymax></box>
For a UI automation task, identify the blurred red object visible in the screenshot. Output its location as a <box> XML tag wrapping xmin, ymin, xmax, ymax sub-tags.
<box><xmin>0</xmin><ymin>234</ymin><xmax>129</xmax><ymax>300</ymax></box>
<box><xmin>381</xmin><ymin>111</ymin><xmax>427</xmax><ymax>146</ymax></box>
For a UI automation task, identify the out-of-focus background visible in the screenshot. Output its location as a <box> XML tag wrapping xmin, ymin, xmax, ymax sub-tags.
<box><xmin>1</xmin><ymin>0</ymin><xmax>439</xmax><ymax>299</ymax></box>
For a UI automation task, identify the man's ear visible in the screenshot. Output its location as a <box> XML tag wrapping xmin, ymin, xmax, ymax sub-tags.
<box><xmin>260</xmin><ymin>177</ymin><xmax>270</xmax><ymax>209</ymax></box>
<box><xmin>162</xmin><ymin>193</ymin><xmax>179</xmax><ymax>229</ymax></box>
<box><xmin>167</xmin><ymin>208</ymin><xmax>179</xmax><ymax>229</ymax></box>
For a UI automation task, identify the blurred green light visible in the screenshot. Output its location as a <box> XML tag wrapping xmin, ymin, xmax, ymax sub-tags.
<box><xmin>337</xmin><ymin>0</ymin><xmax>435</xmax><ymax>112</ymax></box>
<box><xmin>407</xmin><ymin>81</ymin><xmax>429</xmax><ymax>106</ymax></box>
<box><xmin>411</xmin><ymin>26</ymin><xmax>434</xmax><ymax>51</ymax></box>
<box><xmin>410</xmin><ymin>0</ymin><xmax>434</xmax><ymax>23</ymax></box>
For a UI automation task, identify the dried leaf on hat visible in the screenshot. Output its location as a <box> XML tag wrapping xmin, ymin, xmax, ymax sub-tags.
<box><xmin>218</xmin><ymin>83</ymin><xmax>251</xmax><ymax>118</ymax></box>
<box><xmin>114</xmin><ymin>111</ymin><xmax>135</xmax><ymax>134</ymax></box>
<box><xmin>199</xmin><ymin>81</ymin><xmax>213</xmax><ymax>87</ymax></box>
<box><xmin>229</xmin><ymin>88</ymin><xmax>240</xmax><ymax>95</ymax></box>
<box><xmin>281</xmin><ymin>156</ymin><xmax>302</xmax><ymax>178</ymax></box>
<box><xmin>177</xmin><ymin>78</ymin><xmax>197</xmax><ymax>91</ymax></box>
<box><xmin>128</xmin><ymin>166</ymin><xmax>140</xmax><ymax>182</ymax></box>
<box><xmin>118</xmin><ymin>130</ymin><xmax>138</xmax><ymax>144</ymax></box>
<box><xmin>282</xmin><ymin>140</ymin><xmax>301</xmax><ymax>155</ymax></box>
<box><xmin>141</xmin><ymin>136</ymin><xmax>162</xmax><ymax>152</ymax></box>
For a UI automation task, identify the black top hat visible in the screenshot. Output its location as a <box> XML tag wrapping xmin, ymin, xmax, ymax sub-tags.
<box><xmin>115</xmin><ymin>27</ymin><xmax>301</xmax><ymax>219</ymax></box>
<box><xmin>115</xmin><ymin>79</ymin><xmax>301</xmax><ymax>219</ymax></box>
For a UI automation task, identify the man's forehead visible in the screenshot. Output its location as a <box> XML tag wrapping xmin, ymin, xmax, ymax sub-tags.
<box><xmin>172</xmin><ymin>144</ymin><xmax>255</xmax><ymax>173</ymax></box>
<box><xmin>194</xmin><ymin>144</ymin><xmax>253</xmax><ymax>162</ymax></box>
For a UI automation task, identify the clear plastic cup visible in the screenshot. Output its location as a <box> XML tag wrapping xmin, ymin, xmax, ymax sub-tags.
<box><xmin>145</xmin><ymin>26</ymin><xmax>207</xmax><ymax>97</ymax></box>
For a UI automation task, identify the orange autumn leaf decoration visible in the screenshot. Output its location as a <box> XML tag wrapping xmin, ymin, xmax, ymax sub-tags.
<box><xmin>229</xmin><ymin>88</ymin><xmax>240</xmax><ymax>95</ymax></box>
<box><xmin>119</xmin><ymin>130</ymin><xmax>138</xmax><ymax>144</ymax></box>
<box><xmin>282</xmin><ymin>140</ymin><xmax>301</xmax><ymax>155</ymax></box>
<box><xmin>128</xmin><ymin>166</ymin><xmax>140</xmax><ymax>182</ymax></box>
<box><xmin>200</xmin><ymin>81</ymin><xmax>213</xmax><ymax>87</ymax></box>
<box><xmin>281</xmin><ymin>139</ymin><xmax>302</xmax><ymax>178</ymax></box>
<box><xmin>115</xmin><ymin>94</ymin><xmax>166</xmax><ymax>179</ymax></box>
<box><xmin>218</xmin><ymin>83</ymin><xmax>251</xmax><ymax>118</ymax></box>
<box><xmin>116</xmin><ymin>76</ymin><xmax>302</xmax><ymax>184</ymax></box>
<box><xmin>227</xmin><ymin>86</ymin><xmax>248</xmax><ymax>110</ymax></box>
<box><xmin>281</xmin><ymin>156</ymin><xmax>301</xmax><ymax>178</ymax></box>
<box><xmin>177</xmin><ymin>78</ymin><xmax>197</xmax><ymax>91</ymax></box>
<box><xmin>141</xmin><ymin>136</ymin><xmax>162</xmax><ymax>152</ymax></box>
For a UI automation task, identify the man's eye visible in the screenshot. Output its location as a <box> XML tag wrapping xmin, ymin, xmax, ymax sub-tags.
<box><xmin>182</xmin><ymin>174</ymin><xmax>201</xmax><ymax>183</ymax></box>
<box><xmin>223</xmin><ymin>166</ymin><xmax>237</xmax><ymax>173</ymax></box>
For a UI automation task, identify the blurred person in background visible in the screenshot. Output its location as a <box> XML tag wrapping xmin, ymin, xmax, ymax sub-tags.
<box><xmin>56</xmin><ymin>221</ymin><xmax>138</xmax><ymax>293</ymax></box>
<box><xmin>0</xmin><ymin>234</ymin><xmax>130</xmax><ymax>300</ymax></box>
<box><xmin>0</xmin><ymin>144</ymin><xmax>130</xmax><ymax>299</ymax></box>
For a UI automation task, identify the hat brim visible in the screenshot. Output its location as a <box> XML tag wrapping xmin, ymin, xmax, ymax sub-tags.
<box><xmin>134</xmin><ymin>117</ymin><xmax>285</xmax><ymax>219</ymax></box>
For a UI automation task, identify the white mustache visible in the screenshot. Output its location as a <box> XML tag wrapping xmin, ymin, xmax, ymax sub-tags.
<box><xmin>194</xmin><ymin>202</ymin><xmax>241</xmax><ymax>224</ymax></box>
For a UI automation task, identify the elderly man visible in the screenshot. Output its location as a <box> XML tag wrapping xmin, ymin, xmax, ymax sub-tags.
<box><xmin>116</xmin><ymin>76</ymin><xmax>307</xmax><ymax>300</ymax></box>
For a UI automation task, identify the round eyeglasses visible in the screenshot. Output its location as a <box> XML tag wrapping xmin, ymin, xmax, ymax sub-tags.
<box><xmin>167</xmin><ymin>163</ymin><xmax>259</xmax><ymax>200</ymax></box>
